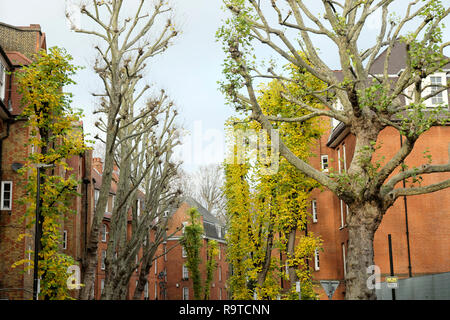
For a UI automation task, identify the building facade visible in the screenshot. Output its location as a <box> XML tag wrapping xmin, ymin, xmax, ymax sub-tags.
<box><xmin>306</xmin><ymin>43</ymin><xmax>450</xmax><ymax>300</ymax></box>
<box><xmin>165</xmin><ymin>197</ymin><xmax>229</xmax><ymax>300</ymax></box>
<box><xmin>0</xmin><ymin>22</ymin><xmax>47</xmax><ymax>300</ymax></box>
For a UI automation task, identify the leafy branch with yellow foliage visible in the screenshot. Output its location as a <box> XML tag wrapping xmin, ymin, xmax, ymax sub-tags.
<box><xmin>224</xmin><ymin>63</ymin><xmax>325</xmax><ymax>300</ymax></box>
<box><xmin>13</xmin><ymin>47</ymin><xmax>89</xmax><ymax>300</ymax></box>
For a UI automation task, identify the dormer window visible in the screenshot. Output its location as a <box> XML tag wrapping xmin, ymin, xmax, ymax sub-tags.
<box><xmin>404</xmin><ymin>72</ymin><xmax>448</xmax><ymax>108</ymax></box>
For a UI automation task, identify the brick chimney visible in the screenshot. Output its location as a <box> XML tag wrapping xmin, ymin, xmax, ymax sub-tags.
<box><xmin>92</xmin><ymin>157</ymin><xmax>103</xmax><ymax>174</ymax></box>
<box><xmin>28</xmin><ymin>24</ymin><xmax>41</xmax><ymax>30</ymax></box>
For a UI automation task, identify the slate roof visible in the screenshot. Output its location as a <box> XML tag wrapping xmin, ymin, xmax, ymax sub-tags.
<box><xmin>183</xmin><ymin>196</ymin><xmax>226</xmax><ymax>241</ymax></box>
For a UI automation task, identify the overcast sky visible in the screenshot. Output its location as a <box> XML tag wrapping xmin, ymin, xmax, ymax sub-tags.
<box><xmin>0</xmin><ymin>1</ymin><xmax>448</xmax><ymax>172</ymax></box>
<box><xmin>0</xmin><ymin>0</ymin><xmax>237</xmax><ymax>172</ymax></box>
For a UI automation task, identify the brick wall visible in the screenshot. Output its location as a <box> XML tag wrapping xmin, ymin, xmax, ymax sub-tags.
<box><xmin>0</xmin><ymin>23</ymin><xmax>44</xmax><ymax>59</ymax></box>
<box><xmin>0</xmin><ymin>120</ymin><xmax>33</xmax><ymax>300</ymax></box>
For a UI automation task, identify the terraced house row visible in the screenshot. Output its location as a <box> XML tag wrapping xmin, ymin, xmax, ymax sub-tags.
<box><xmin>0</xmin><ymin>22</ymin><xmax>228</xmax><ymax>300</ymax></box>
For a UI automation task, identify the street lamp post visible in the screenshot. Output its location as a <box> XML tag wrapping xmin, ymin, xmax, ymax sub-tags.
<box><xmin>32</xmin><ymin>163</ymin><xmax>55</xmax><ymax>301</ymax></box>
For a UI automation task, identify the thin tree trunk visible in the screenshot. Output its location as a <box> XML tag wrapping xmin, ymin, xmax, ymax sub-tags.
<box><xmin>287</xmin><ymin>228</ymin><xmax>298</xmax><ymax>286</ymax></box>
<box><xmin>79</xmin><ymin>136</ymin><xmax>116</xmax><ymax>300</ymax></box>
<box><xmin>133</xmin><ymin>242</ymin><xmax>160</xmax><ymax>300</ymax></box>
<box><xmin>256</xmin><ymin>223</ymin><xmax>274</xmax><ymax>287</ymax></box>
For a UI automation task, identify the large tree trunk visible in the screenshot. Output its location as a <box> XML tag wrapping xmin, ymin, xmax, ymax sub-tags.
<box><xmin>102</xmin><ymin>266</ymin><xmax>130</xmax><ymax>300</ymax></box>
<box><xmin>345</xmin><ymin>202</ymin><xmax>381</xmax><ymax>300</ymax></box>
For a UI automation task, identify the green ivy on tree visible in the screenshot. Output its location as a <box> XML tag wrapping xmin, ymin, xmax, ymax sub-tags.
<box><xmin>180</xmin><ymin>207</ymin><xmax>219</xmax><ymax>300</ymax></box>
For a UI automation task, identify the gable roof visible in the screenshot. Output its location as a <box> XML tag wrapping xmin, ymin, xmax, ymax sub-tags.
<box><xmin>369</xmin><ymin>41</ymin><xmax>408</xmax><ymax>75</ymax></box>
<box><xmin>184</xmin><ymin>196</ymin><xmax>222</xmax><ymax>225</ymax></box>
<box><xmin>183</xmin><ymin>196</ymin><xmax>226</xmax><ymax>241</ymax></box>
<box><xmin>369</xmin><ymin>41</ymin><xmax>450</xmax><ymax>75</ymax></box>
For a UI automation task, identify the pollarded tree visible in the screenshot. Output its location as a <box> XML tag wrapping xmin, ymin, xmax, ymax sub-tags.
<box><xmin>73</xmin><ymin>0</ymin><xmax>180</xmax><ymax>299</ymax></box>
<box><xmin>218</xmin><ymin>0</ymin><xmax>450</xmax><ymax>300</ymax></box>
<box><xmin>99</xmin><ymin>93</ymin><xmax>181</xmax><ymax>300</ymax></box>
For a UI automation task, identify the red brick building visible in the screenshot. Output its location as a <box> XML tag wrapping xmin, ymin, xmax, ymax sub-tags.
<box><xmin>164</xmin><ymin>197</ymin><xmax>229</xmax><ymax>300</ymax></box>
<box><xmin>0</xmin><ymin>22</ymin><xmax>93</xmax><ymax>300</ymax></box>
<box><xmin>306</xmin><ymin>43</ymin><xmax>450</xmax><ymax>299</ymax></box>
<box><xmin>0</xmin><ymin>22</ymin><xmax>47</xmax><ymax>300</ymax></box>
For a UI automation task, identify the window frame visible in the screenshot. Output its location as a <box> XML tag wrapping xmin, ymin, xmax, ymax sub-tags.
<box><xmin>144</xmin><ymin>281</ymin><xmax>149</xmax><ymax>300</ymax></box>
<box><xmin>342</xmin><ymin>144</ymin><xmax>347</xmax><ymax>171</ymax></box>
<box><xmin>405</xmin><ymin>72</ymin><xmax>449</xmax><ymax>107</ymax></box>
<box><xmin>182</xmin><ymin>287</ymin><xmax>189</xmax><ymax>300</ymax></box>
<box><xmin>337</xmin><ymin>148</ymin><xmax>341</xmax><ymax>174</ymax></box>
<box><xmin>1</xmin><ymin>181</ymin><xmax>13</xmax><ymax>211</ymax></box>
<box><xmin>94</xmin><ymin>189</ymin><xmax>100</xmax><ymax>209</ymax></box>
<box><xmin>101</xmin><ymin>250</ymin><xmax>106</xmax><ymax>270</ymax></box>
<box><xmin>100</xmin><ymin>279</ymin><xmax>105</xmax><ymax>294</ymax></box>
<box><xmin>63</xmin><ymin>230</ymin><xmax>67</xmax><ymax>250</ymax></box>
<box><xmin>321</xmin><ymin>155</ymin><xmax>329</xmax><ymax>172</ymax></box>
<box><xmin>340</xmin><ymin>200</ymin><xmax>345</xmax><ymax>229</ymax></box>
<box><xmin>312</xmin><ymin>199</ymin><xmax>318</xmax><ymax>223</ymax></box>
<box><xmin>314</xmin><ymin>249</ymin><xmax>320</xmax><ymax>271</ymax></box>
<box><xmin>430</xmin><ymin>75</ymin><xmax>446</xmax><ymax>105</ymax></box>
<box><xmin>182</xmin><ymin>264</ymin><xmax>189</xmax><ymax>280</ymax></box>
<box><xmin>101</xmin><ymin>223</ymin><xmax>108</xmax><ymax>242</ymax></box>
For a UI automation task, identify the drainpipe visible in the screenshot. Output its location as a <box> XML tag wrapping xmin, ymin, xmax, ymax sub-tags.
<box><xmin>0</xmin><ymin>65</ymin><xmax>13</xmax><ymax>182</ymax></box>
<box><xmin>0</xmin><ymin>120</ymin><xmax>11</xmax><ymax>182</ymax></box>
<box><xmin>399</xmin><ymin>134</ymin><xmax>413</xmax><ymax>278</ymax></box>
